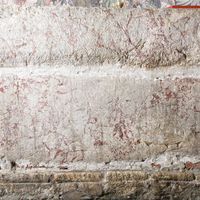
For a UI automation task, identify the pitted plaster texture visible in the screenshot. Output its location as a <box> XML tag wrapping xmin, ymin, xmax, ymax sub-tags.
<box><xmin>0</xmin><ymin>7</ymin><xmax>200</xmax><ymax>67</ymax></box>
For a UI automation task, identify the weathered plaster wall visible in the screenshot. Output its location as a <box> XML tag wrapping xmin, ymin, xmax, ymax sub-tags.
<box><xmin>0</xmin><ymin>0</ymin><xmax>172</xmax><ymax>8</ymax></box>
<box><xmin>1</xmin><ymin>65</ymin><xmax>200</xmax><ymax>171</ymax></box>
<box><xmin>0</xmin><ymin>6</ymin><xmax>200</xmax><ymax>199</ymax></box>
<box><xmin>1</xmin><ymin>7</ymin><xmax>200</xmax><ymax>170</ymax></box>
<box><xmin>0</xmin><ymin>7</ymin><xmax>200</xmax><ymax>68</ymax></box>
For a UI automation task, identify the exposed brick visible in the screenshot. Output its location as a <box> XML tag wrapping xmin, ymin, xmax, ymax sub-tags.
<box><xmin>52</xmin><ymin>172</ymin><xmax>103</xmax><ymax>183</ymax></box>
<box><xmin>105</xmin><ymin>171</ymin><xmax>148</xmax><ymax>182</ymax></box>
<box><xmin>152</xmin><ymin>171</ymin><xmax>195</xmax><ymax>181</ymax></box>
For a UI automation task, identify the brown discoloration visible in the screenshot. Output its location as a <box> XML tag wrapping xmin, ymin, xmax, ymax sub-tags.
<box><xmin>94</xmin><ymin>140</ymin><xmax>104</xmax><ymax>146</ymax></box>
<box><xmin>151</xmin><ymin>163</ymin><xmax>161</xmax><ymax>169</ymax></box>
<box><xmin>0</xmin><ymin>87</ymin><xmax>4</xmax><ymax>93</ymax></box>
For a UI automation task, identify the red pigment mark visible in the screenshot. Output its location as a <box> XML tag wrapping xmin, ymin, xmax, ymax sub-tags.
<box><xmin>38</xmin><ymin>101</ymin><xmax>48</xmax><ymax>110</ymax></box>
<box><xmin>150</xmin><ymin>93</ymin><xmax>160</xmax><ymax>105</ymax></box>
<box><xmin>151</xmin><ymin>163</ymin><xmax>161</xmax><ymax>169</ymax></box>
<box><xmin>16</xmin><ymin>0</ymin><xmax>26</xmax><ymax>5</ymax></box>
<box><xmin>43</xmin><ymin>142</ymin><xmax>51</xmax><ymax>156</ymax></box>
<box><xmin>168</xmin><ymin>5</ymin><xmax>200</xmax><ymax>9</ymax></box>
<box><xmin>0</xmin><ymin>87</ymin><xmax>4</xmax><ymax>93</ymax></box>
<box><xmin>113</xmin><ymin>121</ymin><xmax>129</xmax><ymax>140</ymax></box>
<box><xmin>94</xmin><ymin>140</ymin><xmax>104</xmax><ymax>146</ymax></box>
<box><xmin>165</xmin><ymin>87</ymin><xmax>176</xmax><ymax>101</ymax></box>
<box><xmin>52</xmin><ymin>12</ymin><xmax>58</xmax><ymax>17</ymax></box>
<box><xmin>185</xmin><ymin>161</ymin><xmax>200</xmax><ymax>170</ymax></box>
<box><xmin>54</xmin><ymin>149</ymin><xmax>64</xmax><ymax>159</ymax></box>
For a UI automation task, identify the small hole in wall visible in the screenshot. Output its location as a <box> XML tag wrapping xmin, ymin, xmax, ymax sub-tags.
<box><xmin>11</xmin><ymin>161</ymin><xmax>17</xmax><ymax>170</ymax></box>
<box><xmin>119</xmin><ymin>2</ymin><xmax>124</xmax><ymax>8</ymax></box>
<box><xmin>48</xmin><ymin>174</ymin><xmax>54</xmax><ymax>183</ymax></box>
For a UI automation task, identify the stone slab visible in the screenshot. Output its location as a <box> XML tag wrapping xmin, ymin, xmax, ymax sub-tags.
<box><xmin>0</xmin><ymin>170</ymin><xmax>199</xmax><ymax>199</ymax></box>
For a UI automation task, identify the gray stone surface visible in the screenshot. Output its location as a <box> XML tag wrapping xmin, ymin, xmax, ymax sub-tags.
<box><xmin>0</xmin><ymin>170</ymin><xmax>199</xmax><ymax>199</ymax></box>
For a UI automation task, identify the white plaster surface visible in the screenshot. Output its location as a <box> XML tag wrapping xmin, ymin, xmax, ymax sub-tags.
<box><xmin>0</xmin><ymin>7</ymin><xmax>200</xmax><ymax>68</ymax></box>
<box><xmin>0</xmin><ymin>7</ymin><xmax>200</xmax><ymax>170</ymax></box>
<box><xmin>0</xmin><ymin>65</ymin><xmax>200</xmax><ymax>169</ymax></box>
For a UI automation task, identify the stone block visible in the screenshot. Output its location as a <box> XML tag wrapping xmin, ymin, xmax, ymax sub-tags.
<box><xmin>52</xmin><ymin>172</ymin><xmax>103</xmax><ymax>182</ymax></box>
<box><xmin>105</xmin><ymin>170</ymin><xmax>148</xmax><ymax>182</ymax></box>
<box><xmin>152</xmin><ymin>171</ymin><xmax>195</xmax><ymax>181</ymax></box>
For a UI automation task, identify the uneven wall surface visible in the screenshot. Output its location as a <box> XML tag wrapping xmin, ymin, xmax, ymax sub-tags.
<box><xmin>0</xmin><ymin>0</ymin><xmax>172</xmax><ymax>8</ymax></box>
<box><xmin>0</xmin><ymin>5</ymin><xmax>200</xmax><ymax>199</ymax></box>
<box><xmin>1</xmin><ymin>7</ymin><xmax>200</xmax><ymax>68</ymax></box>
<box><xmin>1</xmin><ymin>66</ymin><xmax>200</xmax><ymax>171</ymax></box>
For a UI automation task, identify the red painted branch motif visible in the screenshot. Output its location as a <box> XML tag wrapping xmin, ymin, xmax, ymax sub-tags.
<box><xmin>185</xmin><ymin>161</ymin><xmax>200</xmax><ymax>170</ymax></box>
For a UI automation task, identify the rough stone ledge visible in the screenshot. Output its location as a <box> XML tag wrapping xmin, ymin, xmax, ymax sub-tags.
<box><xmin>0</xmin><ymin>6</ymin><xmax>200</xmax><ymax>68</ymax></box>
<box><xmin>0</xmin><ymin>170</ymin><xmax>199</xmax><ymax>199</ymax></box>
<box><xmin>0</xmin><ymin>170</ymin><xmax>198</xmax><ymax>183</ymax></box>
